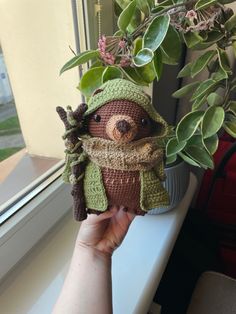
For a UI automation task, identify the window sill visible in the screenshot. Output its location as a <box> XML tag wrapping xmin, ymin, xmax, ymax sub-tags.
<box><xmin>0</xmin><ymin>174</ymin><xmax>197</xmax><ymax>314</ymax></box>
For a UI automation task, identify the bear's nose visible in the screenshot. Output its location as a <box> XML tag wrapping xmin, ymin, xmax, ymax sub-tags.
<box><xmin>116</xmin><ymin>120</ymin><xmax>131</xmax><ymax>134</ymax></box>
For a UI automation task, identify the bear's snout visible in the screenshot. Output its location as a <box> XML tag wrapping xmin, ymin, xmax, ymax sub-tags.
<box><xmin>106</xmin><ymin>115</ymin><xmax>137</xmax><ymax>143</ymax></box>
<box><xmin>116</xmin><ymin>120</ymin><xmax>131</xmax><ymax>134</ymax></box>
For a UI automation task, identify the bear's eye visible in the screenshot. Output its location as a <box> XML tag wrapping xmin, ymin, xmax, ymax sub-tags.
<box><xmin>93</xmin><ymin>114</ymin><xmax>101</xmax><ymax>122</ymax></box>
<box><xmin>141</xmin><ymin>118</ymin><xmax>149</xmax><ymax>127</ymax></box>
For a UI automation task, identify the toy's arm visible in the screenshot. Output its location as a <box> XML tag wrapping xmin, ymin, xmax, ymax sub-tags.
<box><xmin>56</xmin><ymin>103</ymin><xmax>88</xmax><ymax>221</ymax></box>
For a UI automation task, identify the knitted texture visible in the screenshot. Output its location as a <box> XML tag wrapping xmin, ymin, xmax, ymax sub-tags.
<box><xmin>88</xmin><ymin>101</ymin><xmax>152</xmax><ymax>140</ymax></box>
<box><xmin>82</xmin><ymin>136</ymin><xmax>163</xmax><ymax>171</ymax></box>
<box><xmin>85</xmin><ymin>79</ymin><xmax>168</xmax><ymax>138</ymax></box>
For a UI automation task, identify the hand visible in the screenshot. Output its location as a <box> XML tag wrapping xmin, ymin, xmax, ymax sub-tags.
<box><xmin>76</xmin><ymin>206</ymin><xmax>135</xmax><ymax>256</ymax></box>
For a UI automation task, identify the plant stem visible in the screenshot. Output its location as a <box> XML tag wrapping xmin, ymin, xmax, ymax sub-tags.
<box><xmin>131</xmin><ymin>0</ymin><xmax>197</xmax><ymax>39</ymax></box>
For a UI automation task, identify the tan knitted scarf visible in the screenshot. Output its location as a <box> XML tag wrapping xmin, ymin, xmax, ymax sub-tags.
<box><xmin>82</xmin><ymin>136</ymin><xmax>163</xmax><ymax>171</ymax></box>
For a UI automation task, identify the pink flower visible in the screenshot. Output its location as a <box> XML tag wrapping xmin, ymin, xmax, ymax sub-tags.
<box><xmin>186</xmin><ymin>10</ymin><xmax>197</xmax><ymax>22</ymax></box>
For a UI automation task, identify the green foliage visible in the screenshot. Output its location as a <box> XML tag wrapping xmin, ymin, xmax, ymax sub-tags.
<box><xmin>60</xmin><ymin>0</ymin><xmax>236</xmax><ymax>168</ymax></box>
<box><xmin>117</xmin><ymin>0</ymin><xmax>137</xmax><ymax>32</ymax></box>
<box><xmin>143</xmin><ymin>15</ymin><xmax>170</xmax><ymax>52</ymax></box>
<box><xmin>0</xmin><ymin>147</ymin><xmax>23</xmax><ymax>162</ymax></box>
<box><xmin>60</xmin><ymin>50</ymin><xmax>99</xmax><ymax>75</ymax></box>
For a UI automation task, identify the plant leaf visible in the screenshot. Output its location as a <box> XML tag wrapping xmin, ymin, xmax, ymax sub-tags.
<box><xmin>192</xmin><ymin>95</ymin><xmax>207</xmax><ymax>110</ymax></box>
<box><xmin>177</xmin><ymin>62</ymin><xmax>192</xmax><ymax>78</ymax></box>
<box><xmin>60</xmin><ymin>50</ymin><xmax>99</xmax><ymax>75</ymax></box>
<box><xmin>184</xmin><ymin>146</ymin><xmax>214</xmax><ymax>169</ymax></box>
<box><xmin>118</xmin><ymin>0</ymin><xmax>137</xmax><ymax>32</ymax></box>
<box><xmin>120</xmin><ymin>66</ymin><xmax>148</xmax><ymax>85</ymax></box>
<box><xmin>102</xmin><ymin>66</ymin><xmax>123</xmax><ymax>83</ymax></box>
<box><xmin>191</xmin><ymin>50</ymin><xmax>216</xmax><ymax>78</ymax></box>
<box><xmin>143</xmin><ymin>14</ymin><xmax>170</xmax><ymax>52</ymax></box>
<box><xmin>203</xmin><ymin>134</ymin><xmax>219</xmax><ymax>155</ymax></box>
<box><xmin>166</xmin><ymin>137</ymin><xmax>186</xmax><ymax>157</ymax></box>
<box><xmin>133</xmin><ymin>48</ymin><xmax>154</xmax><ymax>67</ymax></box>
<box><xmin>202</xmin><ymin>106</ymin><xmax>225</xmax><ymax>138</ymax></box>
<box><xmin>191</xmin><ymin>79</ymin><xmax>218</xmax><ymax>101</ymax></box>
<box><xmin>183</xmin><ymin>32</ymin><xmax>203</xmax><ymax>48</ymax></box>
<box><xmin>207</xmin><ymin>93</ymin><xmax>223</xmax><ymax>106</ymax></box>
<box><xmin>135</xmin><ymin>62</ymin><xmax>156</xmax><ymax>83</ymax></box>
<box><xmin>172</xmin><ymin>81</ymin><xmax>200</xmax><ymax>99</ymax></box>
<box><xmin>160</xmin><ymin>25</ymin><xmax>182</xmax><ymax>65</ymax></box>
<box><xmin>178</xmin><ymin>152</ymin><xmax>201</xmax><ymax>167</ymax></box>
<box><xmin>223</xmin><ymin>114</ymin><xmax>236</xmax><ymax>137</ymax></box>
<box><xmin>225</xmin><ymin>14</ymin><xmax>236</xmax><ymax>32</ymax></box>
<box><xmin>136</xmin><ymin>0</ymin><xmax>150</xmax><ymax>16</ymax></box>
<box><xmin>228</xmin><ymin>100</ymin><xmax>236</xmax><ymax>116</ymax></box>
<box><xmin>217</xmin><ymin>47</ymin><xmax>232</xmax><ymax>74</ymax></box>
<box><xmin>153</xmin><ymin>49</ymin><xmax>163</xmax><ymax>81</ymax></box>
<box><xmin>166</xmin><ymin>154</ymin><xmax>177</xmax><ymax>165</ymax></box>
<box><xmin>78</xmin><ymin>66</ymin><xmax>105</xmax><ymax>97</ymax></box>
<box><xmin>212</xmin><ymin>67</ymin><xmax>228</xmax><ymax>81</ymax></box>
<box><xmin>195</xmin><ymin>0</ymin><xmax>217</xmax><ymax>10</ymax></box>
<box><xmin>176</xmin><ymin>110</ymin><xmax>204</xmax><ymax>142</ymax></box>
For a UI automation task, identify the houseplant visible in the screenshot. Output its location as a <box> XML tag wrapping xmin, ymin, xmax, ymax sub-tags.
<box><xmin>59</xmin><ymin>0</ymin><xmax>236</xmax><ymax>218</ymax></box>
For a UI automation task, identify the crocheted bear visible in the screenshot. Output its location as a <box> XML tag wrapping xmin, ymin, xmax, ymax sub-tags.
<box><xmin>57</xmin><ymin>79</ymin><xmax>169</xmax><ymax>221</ymax></box>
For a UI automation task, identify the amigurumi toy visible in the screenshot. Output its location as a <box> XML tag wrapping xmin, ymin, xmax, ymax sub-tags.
<box><xmin>57</xmin><ymin>78</ymin><xmax>169</xmax><ymax>221</ymax></box>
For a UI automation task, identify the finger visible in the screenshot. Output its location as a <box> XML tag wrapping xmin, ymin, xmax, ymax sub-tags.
<box><xmin>87</xmin><ymin>206</ymin><xmax>118</xmax><ymax>224</ymax></box>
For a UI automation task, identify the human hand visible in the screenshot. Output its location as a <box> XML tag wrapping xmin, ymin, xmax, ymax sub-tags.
<box><xmin>76</xmin><ymin>206</ymin><xmax>135</xmax><ymax>256</ymax></box>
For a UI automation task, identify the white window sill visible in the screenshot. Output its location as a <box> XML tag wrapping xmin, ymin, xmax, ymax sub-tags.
<box><xmin>0</xmin><ymin>174</ymin><xmax>197</xmax><ymax>314</ymax></box>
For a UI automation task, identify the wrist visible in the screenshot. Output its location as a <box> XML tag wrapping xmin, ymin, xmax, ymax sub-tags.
<box><xmin>75</xmin><ymin>241</ymin><xmax>112</xmax><ymax>264</ymax></box>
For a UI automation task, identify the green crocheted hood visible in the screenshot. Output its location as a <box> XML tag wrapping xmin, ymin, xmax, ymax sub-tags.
<box><xmin>85</xmin><ymin>79</ymin><xmax>168</xmax><ymax>137</ymax></box>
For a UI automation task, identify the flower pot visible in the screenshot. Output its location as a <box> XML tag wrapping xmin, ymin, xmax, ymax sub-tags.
<box><xmin>148</xmin><ymin>160</ymin><xmax>190</xmax><ymax>215</ymax></box>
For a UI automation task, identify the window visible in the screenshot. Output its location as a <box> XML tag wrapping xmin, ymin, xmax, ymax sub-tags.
<box><xmin>0</xmin><ymin>0</ymin><xmax>115</xmax><ymax>281</ymax></box>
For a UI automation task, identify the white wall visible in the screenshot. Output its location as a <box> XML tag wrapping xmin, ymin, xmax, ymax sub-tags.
<box><xmin>0</xmin><ymin>0</ymin><xmax>85</xmax><ymax>158</ymax></box>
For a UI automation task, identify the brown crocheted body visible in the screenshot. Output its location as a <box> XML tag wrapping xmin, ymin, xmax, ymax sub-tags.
<box><xmin>101</xmin><ymin>167</ymin><xmax>145</xmax><ymax>215</ymax></box>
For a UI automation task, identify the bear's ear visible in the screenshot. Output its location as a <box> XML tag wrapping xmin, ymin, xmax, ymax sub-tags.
<box><xmin>92</xmin><ymin>88</ymin><xmax>103</xmax><ymax>96</ymax></box>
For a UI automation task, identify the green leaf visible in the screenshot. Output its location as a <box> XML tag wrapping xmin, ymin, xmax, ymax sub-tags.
<box><xmin>183</xmin><ymin>32</ymin><xmax>203</xmax><ymax>49</ymax></box>
<box><xmin>60</xmin><ymin>50</ymin><xmax>99</xmax><ymax>75</ymax></box>
<box><xmin>135</xmin><ymin>62</ymin><xmax>156</xmax><ymax>83</ymax></box>
<box><xmin>203</xmin><ymin>134</ymin><xmax>219</xmax><ymax>155</ymax></box>
<box><xmin>184</xmin><ymin>146</ymin><xmax>214</xmax><ymax>169</ymax></box>
<box><xmin>166</xmin><ymin>154</ymin><xmax>177</xmax><ymax>165</ymax></box>
<box><xmin>191</xmin><ymin>50</ymin><xmax>216</xmax><ymax>78</ymax></box>
<box><xmin>228</xmin><ymin>100</ymin><xmax>236</xmax><ymax>116</ymax></box>
<box><xmin>207</xmin><ymin>93</ymin><xmax>223</xmax><ymax>106</ymax></box>
<box><xmin>133</xmin><ymin>48</ymin><xmax>154</xmax><ymax>67</ymax></box>
<box><xmin>217</xmin><ymin>47</ymin><xmax>232</xmax><ymax>74</ymax></box>
<box><xmin>177</xmin><ymin>62</ymin><xmax>192</xmax><ymax>78</ymax></box>
<box><xmin>178</xmin><ymin>152</ymin><xmax>201</xmax><ymax>167</ymax></box>
<box><xmin>195</xmin><ymin>0</ymin><xmax>217</xmax><ymax>10</ymax></box>
<box><xmin>176</xmin><ymin>110</ymin><xmax>204</xmax><ymax>142</ymax></box>
<box><xmin>136</xmin><ymin>0</ymin><xmax>150</xmax><ymax>16</ymax></box>
<box><xmin>133</xmin><ymin>37</ymin><xmax>142</xmax><ymax>55</ymax></box>
<box><xmin>143</xmin><ymin>14</ymin><xmax>170</xmax><ymax>52</ymax></box>
<box><xmin>187</xmin><ymin>134</ymin><xmax>203</xmax><ymax>147</ymax></box>
<box><xmin>223</xmin><ymin>114</ymin><xmax>236</xmax><ymax>137</ymax></box>
<box><xmin>192</xmin><ymin>95</ymin><xmax>207</xmax><ymax>110</ymax></box>
<box><xmin>225</xmin><ymin>15</ymin><xmax>236</xmax><ymax>32</ymax></box>
<box><xmin>232</xmin><ymin>41</ymin><xmax>236</xmax><ymax>58</ymax></box>
<box><xmin>153</xmin><ymin>49</ymin><xmax>163</xmax><ymax>81</ymax></box>
<box><xmin>166</xmin><ymin>137</ymin><xmax>186</xmax><ymax>156</ymax></box>
<box><xmin>102</xmin><ymin>66</ymin><xmax>123</xmax><ymax>83</ymax></box>
<box><xmin>212</xmin><ymin>67</ymin><xmax>228</xmax><ymax>81</ymax></box>
<box><xmin>172</xmin><ymin>82</ymin><xmax>200</xmax><ymax>99</ymax></box>
<box><xmin>120</xmin><ymin>66</ymin><xmax>148</xmax><ymax>85</ymax></box>
<box><xmin>118</xmin><ymin>0</ymin><xmax>137</xmax><ymax>32</ymax></box>
<box><xmin>160</xmin><ymin>25</ymin><xmax>182</xmax><ymax>65</ymax></box>
<box><xmin>194</xmin><ymin>32</ymin><xmax>224</xmax><ymax>50</ymax></box>
<box><xmin>191</xmin><ymin>79</ymin><xmax>218</xmax><ymax>101</ymax></box>
<box><xmin>202</xmin><ymin>106</ymin><xmax>225</xmax><ymax>138</ymax></box>
<box><xmin>78</xmin><ymin>67</ymin><xmax>105</xmax><ymax>97</ymax></box>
